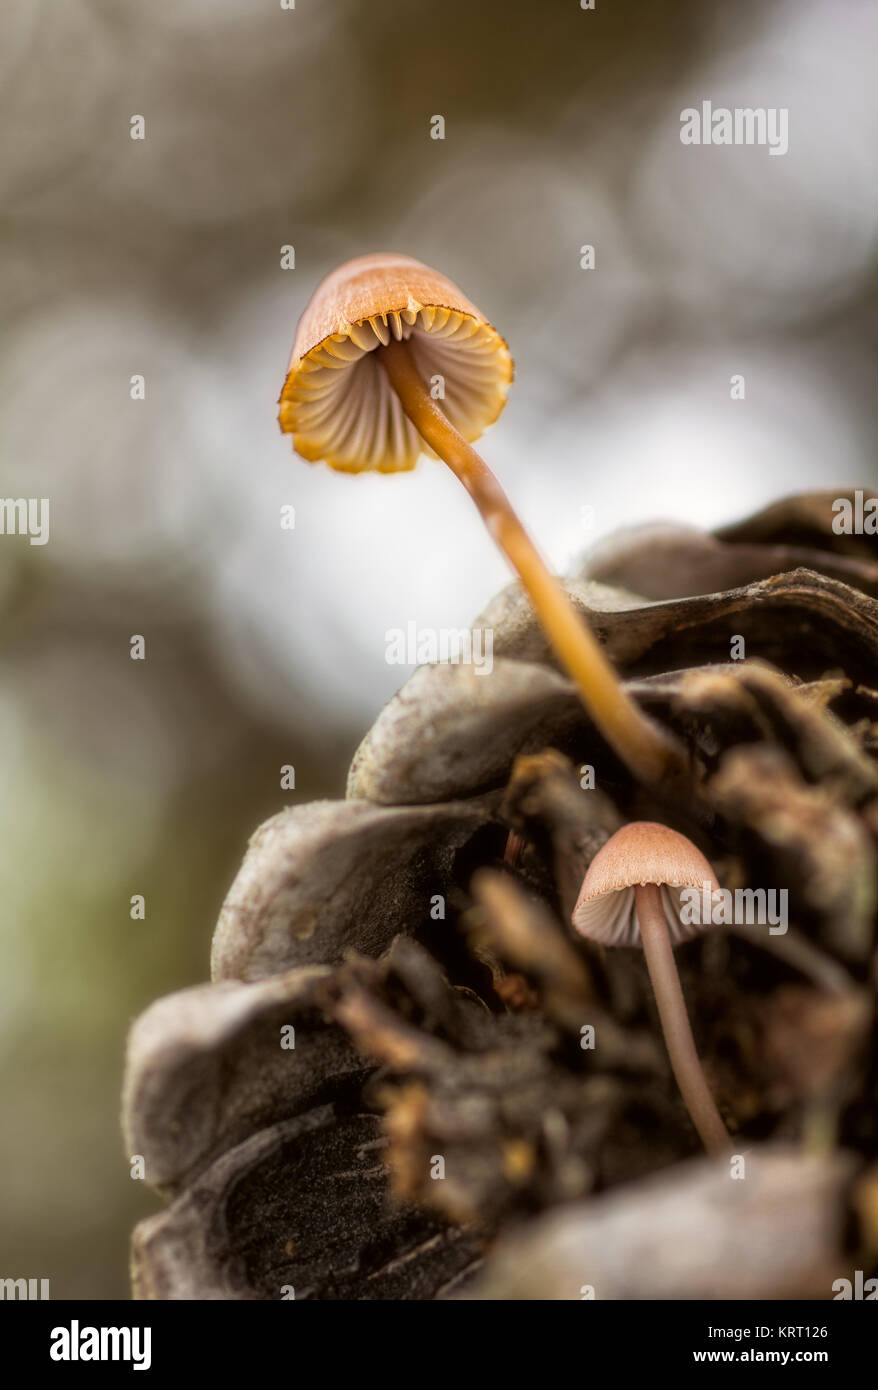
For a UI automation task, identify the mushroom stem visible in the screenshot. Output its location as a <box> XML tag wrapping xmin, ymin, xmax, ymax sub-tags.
<box><xmin>634</xmin><ymin>882</ymin><xmax>731</xmax><ymax>1156</ymax></box>
<box><xmin>379</xmin><ymin>336</ymin><xmax>683</xmax><ymax>789</ymax></box>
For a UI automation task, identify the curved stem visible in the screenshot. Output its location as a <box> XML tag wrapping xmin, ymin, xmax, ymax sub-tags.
<box><xmin>635</xmin><ymin>882</ymin><xmax>731</xmax><ymax>1156</ymax></box>
<box><xmin>379</xmin><ymin>337</ymin><xmax>685</xmax><ymax>790</ymax></box>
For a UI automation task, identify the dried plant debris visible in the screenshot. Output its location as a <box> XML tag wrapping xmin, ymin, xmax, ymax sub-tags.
<box><xmin>709</xmin><ymin>745</ymin><xmax>876</xmax><ymax>963</ymax></box>
<box><xmin>347</xmin><ymin>659</ymin><xmax>584</xmax><ymax>805</ymax></box>
<box><xmin>483</xmin><ymin>569</ymin><xmax>878</xmax><ymax>692</ymax></box>
<box><xmin>131</xmin><ymin>1110</ymin><xmax>484</xmax><ymax>1300</ymax></box>
<box><xmin>463</xmin><ymin>1147</ymin><xmax>858</xmax><ymax>1301</ymax></box>
<box><xmin>329</xmin><ymin>937</ymin><xmax>678</xmax><ymax>1225</ymax></box>
<box><xmin>124</xmin><ymin>490</ymin><xmax>878</xmax><ymax>1299</ymax></box>
<box><xmin>583</xmin><ymin>528</ymin><xmax>878</xmax><ymax>603</ymax></box>
<box><xmin>715</xmin><ymin>489</ymin><xmax>878</xmax><ymax>561</ymax></box>
<box><xmin>584</xmin><ymin>488</ymin><xmax>878</xmax><ymax>600</ymax></box>
<box><xmin>211</xmin><ymin>796</ymin><xmax>498</xmax><ymax>981</ymax></box>
<box><xmin>122</xmin><ymin>967</ymin><xmax>366</xmax><ymax>1194</ymax></box>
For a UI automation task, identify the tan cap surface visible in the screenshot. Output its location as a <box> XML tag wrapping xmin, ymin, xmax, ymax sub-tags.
<box><xmin>572</xmin><ymin>821</ymin><xmax>720</xmax><ymax>947</ymax></box>
<box><xmin>278</xmin><ymin>253</ymin><xmax>513</xmax><ymax>473</ymax></box>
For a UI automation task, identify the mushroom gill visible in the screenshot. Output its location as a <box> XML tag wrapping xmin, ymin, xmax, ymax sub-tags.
<box><xmin>278</xmin><ymin>252</ymin><xmax>512</xmax><ymax>472</ymax></box>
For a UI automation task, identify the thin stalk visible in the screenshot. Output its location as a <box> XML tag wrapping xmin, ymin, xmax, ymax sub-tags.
<box><xmin>379</xmin><ymin>337</ymin><xmax>685</xmax><ymax>790</ymax></box>
<box><xmin>635</xmin><ymin>882</ymin><xmax>731</xmax><ymax>1156</ymax></box>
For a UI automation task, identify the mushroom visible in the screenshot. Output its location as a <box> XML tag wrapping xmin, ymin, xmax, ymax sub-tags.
<box><xmin>278</xmin><ymin>252</ymin><xmax>683</xmax><ymax>791</ymax></box>
<box><xmin>572</xmin><ymin>820</ymin><xmax>732</xmax><ymax>1156</ymax></box>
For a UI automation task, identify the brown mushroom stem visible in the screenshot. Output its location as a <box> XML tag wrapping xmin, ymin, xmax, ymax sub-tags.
<box><xmin>379</xmin><ymin>337</ymin><xmax>683</xmax><ymax>789</ymax></box>
<box><xmin>634</xmin><ymin>882</ymin><xmax>731</xmax><ymax>1156</ymax></box>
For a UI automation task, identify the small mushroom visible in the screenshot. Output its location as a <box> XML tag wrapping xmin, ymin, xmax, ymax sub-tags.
<box><xmin>278</xmin><ymin>252</ymin><xmax>683</xmax><ymax>791</ymax></box>
<box><xmin>572</xmin><ymin>821</ymin><xmax>732</xmax><ymax>1156</ymax></box>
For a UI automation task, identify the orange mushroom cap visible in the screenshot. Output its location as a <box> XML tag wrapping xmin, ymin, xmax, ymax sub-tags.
<box><xmin>278</xmin><ymin>252</ymin><xmax>513</xmax><ymax>473</ymax></box>
<box><xmin>572</xmin><ymin>821</ymin><xmax>721</xmax><ymax>948</ymax></box>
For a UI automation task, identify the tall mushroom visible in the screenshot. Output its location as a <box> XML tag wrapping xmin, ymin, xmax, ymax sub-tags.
<box><xmin>278</xmin><ymin>252</ymin><xmax>683</xmax><ymax>791</ymax></box>
<box><xmin>572</xmin><ymin>820</ymin><xmax>732</xmax><ymax>1156</ymax></box>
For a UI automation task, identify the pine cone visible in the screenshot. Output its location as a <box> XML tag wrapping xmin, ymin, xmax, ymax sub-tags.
<box><xmin>122</xmin><ymin>489</ymin><xmax>878</xmax><ymax>1300</ymax></box>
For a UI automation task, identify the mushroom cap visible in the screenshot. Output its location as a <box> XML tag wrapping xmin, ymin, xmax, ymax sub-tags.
<box><xmin>278</xmin><ymin>253</ymin><xmax>514</xmax><ymax>473</ymax></box>
<box><xmin>572</xmin><ymin>821</ymin><xmax>721</xmax><ymax>948</ymax></box>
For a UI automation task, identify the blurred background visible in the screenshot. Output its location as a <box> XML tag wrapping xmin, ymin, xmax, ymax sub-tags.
<box><xmin>1</xmin><ymin>0</ymin><xmax>877</xmax><ymax>1297</ymax></box>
